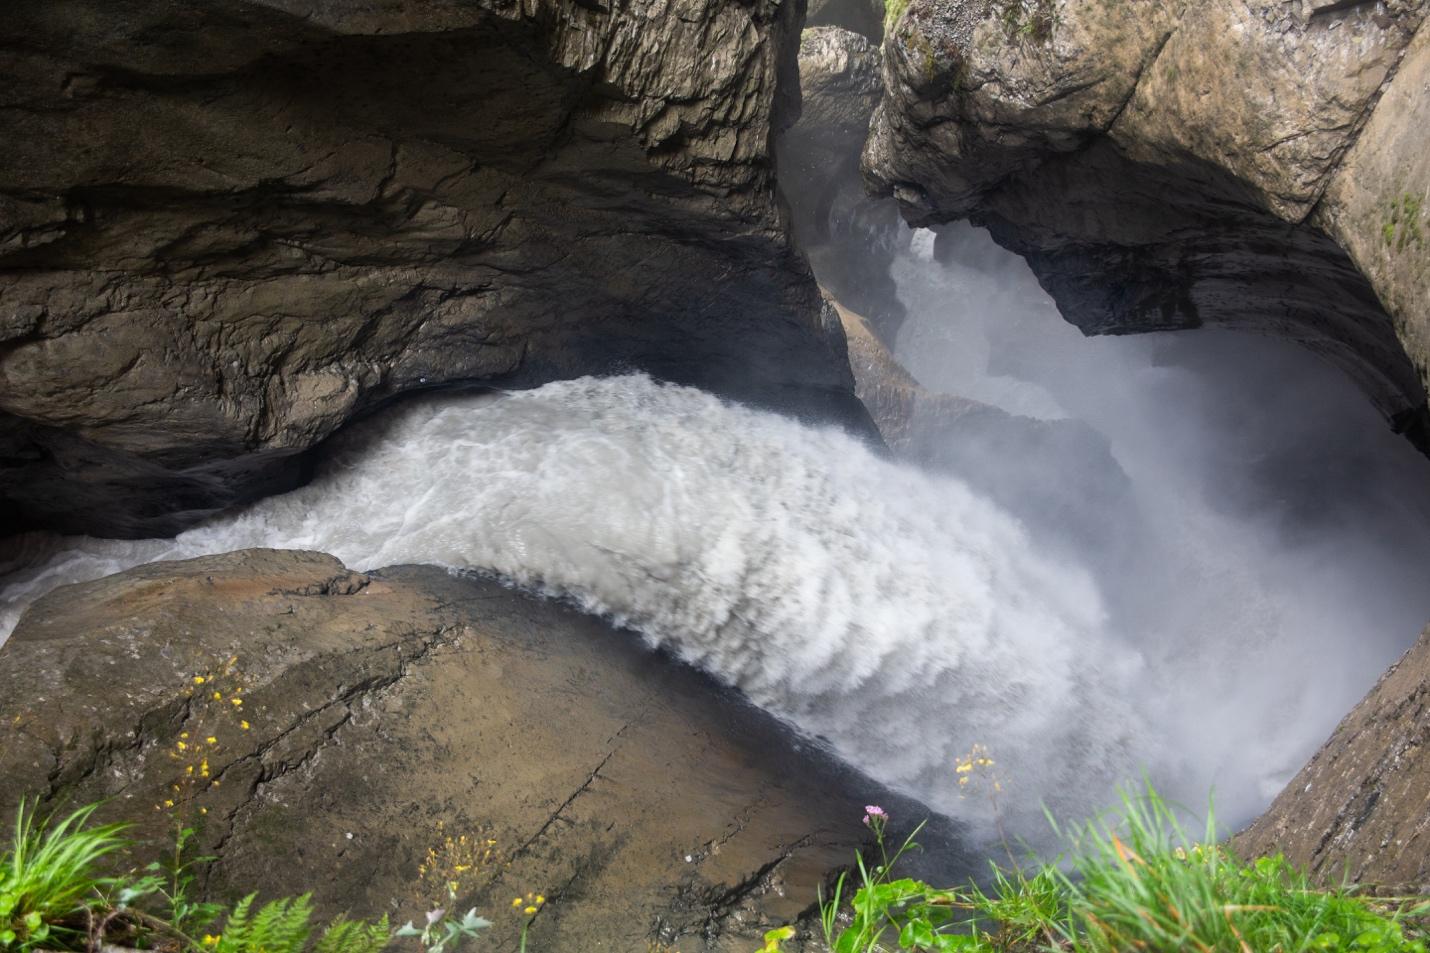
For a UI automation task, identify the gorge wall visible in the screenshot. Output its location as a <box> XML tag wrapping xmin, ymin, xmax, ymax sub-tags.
<box><xmin>864</xmin><ymin>0</ymin><xmax>1430</xmax><ymax>453</ymax></box>
<box><xmin>0</xmin><ymin>0</ymin><xmax>869</xmax><ymax>538</ymax></box>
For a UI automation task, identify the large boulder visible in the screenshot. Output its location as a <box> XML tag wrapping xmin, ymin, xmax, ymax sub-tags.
<box><xmin>0</xmin><ymin>549</ymin><xmax>920</xmax><ymax>951</ymax></box>
<box><xmin>0</xmin><ymin>0</ymin><xmax>870</xmax><ymax>537</ymax></box>
<box><xmin>1235</xmin><ymin>626</ymin><xmax>1430</xmax><ymax>890</ymax></box>
<box><xmin>864</xmin><ymin>0</ymin><xmax>1430</xmax><ymax>454</ymax></box>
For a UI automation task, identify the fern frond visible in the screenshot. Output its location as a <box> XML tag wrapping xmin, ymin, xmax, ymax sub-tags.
<box><xmin>313</xmin><ymin>913</ymin><xmax>391</xmax><ymax>953</ymax></box>
<box><xmin>215</xmin><ymin>893</ymin><xmax>315</xmax><ymax>953</ymax></box>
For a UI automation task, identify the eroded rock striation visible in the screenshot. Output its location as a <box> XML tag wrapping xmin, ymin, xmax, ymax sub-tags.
<box><xmin>1235</xmin><ymin>626</ymin><xmax>1430</xmax><ymax>890</ymax></box>
<box><xmin>0</xmin><ymin>549</ymin><xmax>930</xmax><ymax>951</ymax></box>
<box><xmin>0</xmin><ymin>0</ymin><xmax>870</xmax><ymax>537</ymax></box>
<box><xmin>865</xmin><ymin>0</ymin><xmax>1430</xmax><ymax>452</ymax></box>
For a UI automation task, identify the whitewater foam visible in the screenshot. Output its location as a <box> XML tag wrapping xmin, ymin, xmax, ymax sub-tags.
<box><xmin>2</xmin><ymin>374</ymin><xmax>1154</xmax><ymax>839</ymax></box>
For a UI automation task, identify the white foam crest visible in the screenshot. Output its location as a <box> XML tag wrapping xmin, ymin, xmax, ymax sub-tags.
<box><xmin>2</xmin><ymin>374</ymin><xmax>1148</xmax><ymax>837</ymax></box>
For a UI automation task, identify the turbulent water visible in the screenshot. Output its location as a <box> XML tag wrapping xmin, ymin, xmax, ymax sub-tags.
<box><xmin>0</xmin><ymin>375</ymin><xmax>1149</xmax><ymax>837</ymax></box>
<box><xmin>6</xmin><ymin>226</ymin><xmax>1430</xmax><ymax>847</ymax></box>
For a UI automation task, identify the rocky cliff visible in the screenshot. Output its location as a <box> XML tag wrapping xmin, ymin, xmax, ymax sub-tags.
<box><xmin>1235</xmin><ymin>626</ymin><xmax>1430</xmax><ymax>890</ymax></box>
<box><xmin>864</xmin><ymin>0</ymin><xmax>1430</xmax><ymax>453</ymax></box>
<box><xmin>0</xmin><ymin>0</ymin><xmax>870</xmax><ymax>537</ymax></box>
<box><xmin>0</xmin><ymin>550</ymin><xmax>960</xmax><ymax>951</ymax></box>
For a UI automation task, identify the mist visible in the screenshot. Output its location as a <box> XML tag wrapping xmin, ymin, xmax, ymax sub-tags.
<box><xmin>880</xmin><ymin>220</ymin><xmax>1430</xmax><ymax>826</ymax></box>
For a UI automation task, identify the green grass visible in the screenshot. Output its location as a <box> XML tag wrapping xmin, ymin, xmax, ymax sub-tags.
<box><xmin>797</xmin><ymin>782</ymin><xmax>1429</xmax><ymax>953</ymax></box>
<box><xmin>0</xmin><ymin>801</ymin><xmax>126</xmax><ymax>951</ymax></box>
<box><xmin>0</xmin><ymin>799</ymin><xmax>470</xmax><ymax>952</ymax></box>
<box><xmin>1055</xmin><ymin>784</ymin><xmax>1427</xmax><ymax>953</ymax></box>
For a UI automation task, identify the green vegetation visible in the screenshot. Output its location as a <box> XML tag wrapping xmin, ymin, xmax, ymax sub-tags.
<box><xmin>0</xmin><ymin>802</ymin><xmax>125</xmax><ymax>951</ymax></box>
<box><xmin>764</xmin><ymin>779</ymin><xmax>1429</xmax><ymax>953</ymax></box>
<box><xmin>885</xmin><ymin>0</ymin><xmax>912</xmax><ymax>33</ymax></box>
<box><xmin>0</xmin><ymin>800</ymin><xmax>536</xmax><ymax>952</ymax></box>
<box><xmin>999</xmin><ymin>0</ymin><xmax>1059</xmax><ymax>44</ymax></box>
<box><xmin>1383</xmin><ymin>193</ymin><xmax>1425</xmax><ymax>254</ymax></box>
<box><xmin>0</xmin><ymin>801</ymin><xmax>461</xmax><ymax>952</ymax></box>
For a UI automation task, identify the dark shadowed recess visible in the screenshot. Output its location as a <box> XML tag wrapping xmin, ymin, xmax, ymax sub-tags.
<box><xmin>0</xmin><ymin>0</ymin><xmax>874</xmax><ymax>539</ymax></box>
<box><xmin>921</xmin><ymin>145</ymin><xmax>1430</xmax><ymax>457</ymax></box>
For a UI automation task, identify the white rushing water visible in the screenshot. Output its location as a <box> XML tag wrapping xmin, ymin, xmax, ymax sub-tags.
<box><xmin>0</xmin><ymin>374</ymin><xmax>1153</xmax><ymax>838</ymax></box>
<box><xmin>6</xmin><ymin>225</ymin><xmax>1430</xmax><ymax>847</ymax></box>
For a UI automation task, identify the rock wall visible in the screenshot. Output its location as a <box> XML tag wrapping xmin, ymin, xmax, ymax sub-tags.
<box><xmin>1234</xmin><ymin>626</ymin><xmax>1430</xmax><ymax>890</ymax></box>
<box><xmin>864</xmin><ymin>0</ymin><xmax>1430</xmax><ymax>453</ymax></box>
<box><xmin>0</xmin><ymin>0</ymin><xmax>871</xmax><ymax>537</ymax></box>
<box><xmin>0</xmin><ymin>550</ymin><xmax>950</xmax><ymax>951</ymax></box>
<box><xmin>780</xmin><ymin>27</ymin><xmax>909</xmax><ymax>336</ymax></box>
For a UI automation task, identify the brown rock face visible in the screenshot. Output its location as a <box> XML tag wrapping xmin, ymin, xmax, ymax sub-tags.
<box><xmin>1234</xmin><ymin>627</ymin><xmax>1430</xmax><ymax>890</ymax></box>
<box><xmin>0</xmin><ymin>550</ymin><xmax>929</xmax><ymax>951</ymax></box>
<box><xmin>0</xmin><ymin>0</ymin><xmax>871</xmax><ymax>537</ymax></box>
<box><xmin>863</xmin><ymin>0</ymin><xmax>1430</xmax><ymax>453</ymax></box>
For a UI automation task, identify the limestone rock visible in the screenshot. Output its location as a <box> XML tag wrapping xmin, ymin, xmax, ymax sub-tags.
<box><xmin>1234</xmin><ymin>626</ymin><xmax>1430</xmax><ymax>890</ymax></box>
<box><xmin>0</xmin><ymin>549</ymin><xmax>925</xmax><ymax>951</ymax></box>
<box><xmin>0</xmin><ymin>0</ymin><xmax>871</xmax><ymax>537</ymax></box>
<box><xmin>864</xmin><ymin>0</ymin><xmax>1430</xmax><ymax>453</ymax></box>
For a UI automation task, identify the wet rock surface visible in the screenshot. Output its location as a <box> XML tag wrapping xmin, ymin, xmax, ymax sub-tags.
<box><xmin>0</xmin><ymin>0</ymin><xmax>871</xmax><ymax>537</ymax></box>
<box><xmin>864</xmin><ymin>0</ymin><xmax>1430</xmax><ymax>453</ymax></box>
<box><xmin>0</xmin><ymin>550</ymin><xmax>950</xmax><ymax>951</ymax></box>
<box><xmin>1235</xmin><ymin>626</ymin><xmax>1430</xmax><ymax>890</ymax></box>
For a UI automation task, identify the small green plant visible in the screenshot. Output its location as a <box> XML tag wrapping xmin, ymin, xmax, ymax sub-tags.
<box><xmin>998</xmin><ymin>0</ymin><xmax>1059</xmax><ymax>43</ymax></box>
<box><xmin>1384</xmin><ymin>193</ymin><xmax>1425</xmax><ymax>253</ymax></box>
<box><xmin>775</xmin><ymin>755</ymin><xmax>1430</xmax><ymax>953</ymax></box>
<box><xmin>395</xmin><ymin>907</ymin><xmax>490</xmax><ymax>953</ymax></box>
<box><xmin>756</xmin><ymin>924</ymin><xmax>795</xmax><ymax>952</ymax></box>
<box><xmin>144</xmin><ymin>822</ymin><xmax>223</xmax><ymax>938</ymax></box>
<box><xmin>207</xmin><ymin>893</ymin><xmax>390</xmax><ymax>953</ymax></box>
<box><xmin>1054</xmin><ymin>782</ymin><xmax>1430</xmax><ymax>953</ymax></box>
<box><xmin>0</xmin><ymin>801</ymin><xmax>126</xmax><ymax>951</ymax></box>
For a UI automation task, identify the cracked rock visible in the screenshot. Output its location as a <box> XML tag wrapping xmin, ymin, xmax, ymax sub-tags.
<box><xmin>0</xmin><ymin>549</ymin><xmax>938</xmax><ymax>951</ymax></box>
